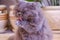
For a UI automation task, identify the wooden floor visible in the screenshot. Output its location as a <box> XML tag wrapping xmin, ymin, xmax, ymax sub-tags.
<box><xmin>0</xmin><ymin>32</ymin><xmax>14</xmax><ymax>40</ymax></box>
<box><xmin>53</xmin><ymin>31</ymin><xmax>60</xmax><ymax>40</ymax></box>
<box><xmin>0</xmin><ymin>31</ymin><xmax>60</xmax><ymax>40</ymax></box>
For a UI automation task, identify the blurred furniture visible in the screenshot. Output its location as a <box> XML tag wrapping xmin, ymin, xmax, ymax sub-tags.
<box><xmin>0</xmin><ymin>5</ymin><xmax>8</xmax><ymax>33</ymax></box>
<box><xmin>43</xmin><ymin>6</ymin><xmax>60</xmax><ymax>30</ymax></box>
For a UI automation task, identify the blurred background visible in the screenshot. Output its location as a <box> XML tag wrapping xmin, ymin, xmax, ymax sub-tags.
<box><xmin>0</xmin><ymin>0</ymin><xmax>60</xmax><ymax>40</ymax></box>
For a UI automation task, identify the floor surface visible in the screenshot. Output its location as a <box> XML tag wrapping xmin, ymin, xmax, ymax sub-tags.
<box><xmin>0</xmin><ymin>31</ymin><xmax>60</xmax><ymax>40</ymax></box>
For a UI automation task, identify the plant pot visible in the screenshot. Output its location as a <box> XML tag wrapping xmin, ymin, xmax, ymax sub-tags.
<box><xmin>43</xmin><ymin>6</ymin><xmax>60</xmax><ymax>30</ymax></box>
<box><xmin>0</xmin><ymin>5</ymin><xmax>8</xmax><ymax>33</ymax></box>
<box><xmin>9</xmin><ymin>5</ymin><xmax>18</xmax><ymax>32</ymax></box>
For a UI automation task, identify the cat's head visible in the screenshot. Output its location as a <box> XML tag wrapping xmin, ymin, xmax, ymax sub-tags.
<box><xmin>15</xmin><ymin>1</ymin><xmax>44</xmax><ymax>33</ymax></box>
<box><xmin>15</xmin><ymin>2</ymin><xmax>43</xmax><ymax>23</ymax></box>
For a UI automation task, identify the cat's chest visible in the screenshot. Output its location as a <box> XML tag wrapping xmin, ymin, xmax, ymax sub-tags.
<box><xmin>21</xmin><ymin>30</ymin><xmax>41</xmax><ymax>40</ymax></box>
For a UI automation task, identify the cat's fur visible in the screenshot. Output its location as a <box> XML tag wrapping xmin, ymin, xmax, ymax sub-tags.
<box><xmin>8</xmin><ymin>1</ymin><xmax>52</xmax><ymax>40</ymax></box>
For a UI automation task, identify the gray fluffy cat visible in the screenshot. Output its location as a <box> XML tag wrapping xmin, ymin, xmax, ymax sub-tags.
<box><xmin>8</xmin><ymin>1</ymin><xmax>52</xmax><ymax>40</ymax></box>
